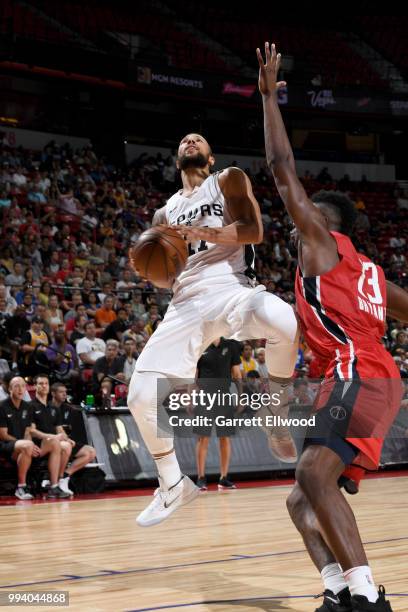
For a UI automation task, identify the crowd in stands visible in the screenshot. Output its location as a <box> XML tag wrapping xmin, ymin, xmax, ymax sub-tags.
<box><xmin>0</xmin><ymin>137</ymin><xmax>407</xmax><ymax>410</ymax></box>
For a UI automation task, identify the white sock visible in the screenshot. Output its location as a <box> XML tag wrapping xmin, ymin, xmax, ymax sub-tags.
<box><xmin>344</xmin><ymin>566</ymin><xmax>378</xmax><ymax>603</ymax></box>
<box><xmin>321</xmin><ymin>563</ymin><xmax>347</xmax><ymax>595</ymax></box>
<box><xmin>155</xmin><ymin>450</ymin><xmax>182</xmax><ymax>489</ymax></box>
<box><xmin>18</xmin><ymin>483</ymin><xmax>26</xmax><ymax>487</ymax></box>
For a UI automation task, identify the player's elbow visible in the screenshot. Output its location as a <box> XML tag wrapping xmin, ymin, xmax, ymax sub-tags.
<box><xmin>236</xmin><ymin>220</ymin><xmax>263</xmax><ymax>244</ymax></box>
<box><xmin>244</xmin><ymin>221</ymin><xmax>263</xmax><ymax>244</ymax></box>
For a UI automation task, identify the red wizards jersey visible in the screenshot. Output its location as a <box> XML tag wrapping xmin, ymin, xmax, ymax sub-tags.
<box><xmin>295</xmin><ymin>231</ymin><xmax>398</xmax><ymax>380</ymax></box>
<box><xmin>295</xmin><ymin>231</ymin><xmax>402</xmax><ymax>470</ymax></box>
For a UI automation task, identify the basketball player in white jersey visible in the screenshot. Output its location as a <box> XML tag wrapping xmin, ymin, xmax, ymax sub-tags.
<box><xmin>128</xmin><ymin>133</ymin><xmax>299</xmax><ymax>527</ymax></box>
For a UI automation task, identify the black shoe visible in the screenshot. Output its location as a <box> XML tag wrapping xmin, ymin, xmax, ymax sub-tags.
<box><xmin>351</xmin><ymin>586</ymin><xmax>393</xmax><ymax>611</ymax></box>
<box><xmin>344</xmin><ymin>479</ymin><xmax>359</xmax><ymax>495</ymax></box>
<box><xmin>315</xmin><ymin>588</ymin><xmax>352</xmax><ymax>611</ymax></box>
<box><xmin>218</xmin><ymin>477</ymin><xmax>237</xmax><ymax>490</ymax></box>
<box><xmin>196</xmin><ymin>477</ymin><xmax>207</xmax><ymax>491</ymax></box>
<box><xmin>338</xmin><ymin>475</ymin><xmax>359</xmax><ymax>495</ymax></box>
<box><xmin>47</xmin><ymin>486</ymin><xmax>71</xmax><ymax>499</ymax></box>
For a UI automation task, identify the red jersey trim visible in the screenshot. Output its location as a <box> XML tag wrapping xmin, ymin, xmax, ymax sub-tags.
<box><xmin>299</xmin><ymin>274</ymin><xmax>358</xmax><ymax>380</ymax></box>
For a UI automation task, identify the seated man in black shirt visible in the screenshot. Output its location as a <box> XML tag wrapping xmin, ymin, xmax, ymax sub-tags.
<box><xmin>193</xmin><ymin>338</ymin><xmax>242</xmax><ymax>491</ymax></box>
<box><xmin>92</xmin><ymin>339</ymin><xmax>126</xmax><ymax>403</ymax></box>
<box><xmin>5</xmin><ymin>305</ymin><xmax>30</xmax><ymax>370</ymax></box>
<box><xmin>0</xmin><ymin>376</ymin><xmax>40</xmax><ymax>500</ymax></box>
<box><xmin>50</xmin><ymin>382</ymin><xmax>97</xmax><ymax>485</ymax></box>
<box><xmin>102</xmin><ymin>307</ymin><xmax>129</xmax><ymax>342</ymax></box>
<box><xmin>29</xmin><ymin>374</ymin><xmax>71</xmax><ymax>499</ymax></box>
<box><xmin>69</xmin><ymin>314</ymin><xmax>87</xmax><ymax>346</ymax></box>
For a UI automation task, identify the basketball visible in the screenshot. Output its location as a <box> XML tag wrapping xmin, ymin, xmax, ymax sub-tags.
<box><xmin>128</xmin><ymin>225</ymin><xmax>188</xmax><ymax>288</ymax></box>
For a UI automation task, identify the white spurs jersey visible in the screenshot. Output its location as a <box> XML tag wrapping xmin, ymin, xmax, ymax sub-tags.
<box><xmin>165</xmin><ymin>171</ymin><xmax>256</xmax><ymax>291</ymax></box>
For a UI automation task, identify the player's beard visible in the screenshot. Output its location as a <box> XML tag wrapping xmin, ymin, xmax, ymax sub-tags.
<box><xmin>178</xmin><ymin>152</ymin><xmax>209</xmax><ymax>170</ymax></box>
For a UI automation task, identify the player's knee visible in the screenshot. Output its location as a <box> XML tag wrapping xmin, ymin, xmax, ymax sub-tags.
<box><xmin>295</xmin><ymin>455</ymin><xmax>327</xmax><ymax>499</ymax></box>
<box><xmin>274</xmin><ymin>303</ymin><xmax>299</xmax><ymax>344</ymax></box>
<box><xmin>61</xmin><ymin>441</ymin><xmax>72</xmax><ymax>455</ymax></box>
<box><xmin>286</xmin><ymin>486</ymin><xmax>306</xmax><ymax>523</ymax></box>
<box><xmin>49</xmin><ymin>438</ymin><xmax>61</xmax><ymax>452</ymax></box>
<box><xmin>128</xmin><ymin>371</ymin><xmax>174</xmax><ymax>455</ymax></box>
<box><xmin>260</xmin><ymin>296</ymin><xmax>298</xmax><ymax>344</ymax></box>
<box><xmin>128</xmin><ymin>371</ymin><xmax>171</xmax><ymax>424</ymax></box>
<box><xmin>87</xmin><ymin>447</ymin><xmax>97</xmax><ymax>461</ymax></box>
<box><xmin>20</xmin><ymin>440</ymin><xmax>35</xmax><ymax>455</ymax></box>
<box><xmin>128</xmin><ymin>372</ymin><xmax>153</xmax><ymax>411</ymax></box>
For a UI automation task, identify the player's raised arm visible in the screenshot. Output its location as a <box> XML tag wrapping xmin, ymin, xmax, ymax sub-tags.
<box><xmin>386</xmin><ymin>281</ymin><xmax>408</xmax><ymax>323</ymax></box>
<box><xmin>257</xmin><ymin>43</ymin><xmax>330</xmax><ymax>244</ymax></box>
<box><xmin>174</xmin><ymin>167</ymin><xmax>263</xmax><ymax>245</ymax></box>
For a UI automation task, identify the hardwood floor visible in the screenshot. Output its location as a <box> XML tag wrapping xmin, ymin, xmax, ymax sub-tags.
<box><xmin>0</xmin><ymin>477</ymin><xmax>407</xmax><ymax>611</ymax></box>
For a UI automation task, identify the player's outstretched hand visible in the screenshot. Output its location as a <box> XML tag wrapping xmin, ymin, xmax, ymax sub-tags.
<box><xmin>256</xmin><ymin>42</ymin><xmax>286</xmax><ymax>97</ymax></box>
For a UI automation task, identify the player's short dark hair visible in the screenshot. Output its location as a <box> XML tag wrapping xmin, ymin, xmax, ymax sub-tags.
<box><xmin>311</xmin><ymin>190</ymin><xmax>356</xmax><ymax>236</ymax></box>
<box><xmin>34</xmin><ymin>374</ymin><xmax>49</xmax><ymax>384</ymax></box>
<box><xmin>51</xmin><ymin>382</ymin><xmax>66</xmax><ymax>394</ymax></box>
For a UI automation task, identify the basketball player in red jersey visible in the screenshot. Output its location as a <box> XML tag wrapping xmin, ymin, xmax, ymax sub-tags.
<box><xmin>258</xmin><ymin>43</ymin><xmax>408</xmax><ymax>612</ymax></box>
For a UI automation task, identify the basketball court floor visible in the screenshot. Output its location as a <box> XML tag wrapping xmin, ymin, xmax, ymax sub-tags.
<box><xmin>1</xmin><ymin>475</ymin><xmax>407</xmax><ymax>611</ymax></box>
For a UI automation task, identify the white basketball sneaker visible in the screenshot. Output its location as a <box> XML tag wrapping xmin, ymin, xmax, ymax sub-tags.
<box><xmin>58</xmin><ymin>476</ymin><xmax>74</xmax><ymax>496</ymax></box>
<box><xmin>266</xmin><ymin>429</ymin><xmax>298</xmax><ymax>463</ymax></box>
<box><xmin>136</xmin><ymin>475</ymin><xmax>199</xmax><ymax>527</ymax></box>
<box><xmin>259</xmin><ymin>393</ymin><xmax>298</xmax><ymax>464</ymax></box>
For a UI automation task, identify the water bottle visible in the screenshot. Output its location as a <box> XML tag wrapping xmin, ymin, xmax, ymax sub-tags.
<box><xmin>85</xmin><ymin>394</ymin><xmax>95</xmax><ymax>410</ymax></box>
<box><xmin>110</xmin><ymin>394</ymin><xmax>116</xmax><ymax>408</ymax></box>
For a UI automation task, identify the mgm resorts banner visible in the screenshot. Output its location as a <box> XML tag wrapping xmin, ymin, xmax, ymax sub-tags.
<box><xmin>133</xmin><ymin>63</ymin><xmax>408</xmax><ymax>115</ymax></box>
<box><xmin>84</xmin><ymin>378</ymin><xmax>408</xmax><ymax>482</ymax></box>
